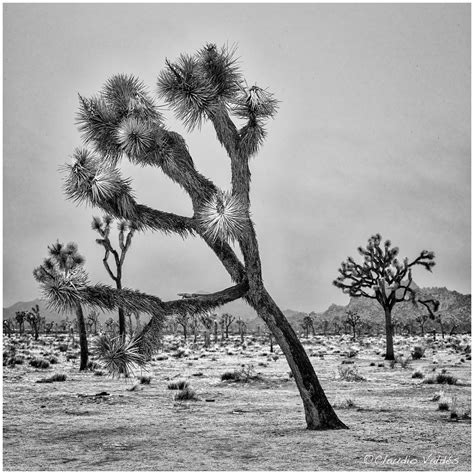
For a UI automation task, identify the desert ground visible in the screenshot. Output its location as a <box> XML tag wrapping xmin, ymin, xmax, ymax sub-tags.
<box><xmin>3</xmin><ymin>332</ymin><xmax>471</xmax><ymax>471</ymax></box>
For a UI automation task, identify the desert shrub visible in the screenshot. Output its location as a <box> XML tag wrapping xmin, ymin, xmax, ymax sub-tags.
<box><xmin>345</xmin><ymin>349</ymin><xmax>358</xmax><ymax>358</ymax></box>
<box><xmin>57</xmin><ymin>344</ymin><xmax>68</xmax><ymax>352</ymax></box>
<box><xmin>396</xmin><ymin>355</ymin><xmax>412</xmax><ymax>369</ymax></box>
<box><xmin>154</xmin><ymin>354</ymin><xmax>169</xmax><ymax>361</ymax></box>
<box><xmin>431</xmin><ymin>391</ymin><xmax>443</xmax><ymax>401</ymax></box>
<box><xmin>377</xmin><ymin>363</ymin><xmax>385</xmax><ymax>368</ymax></box>
<box><xmin>49</xmin><ymin>356</ymin><xmax>58</xmax><ymax>364</ymax></box>
<box><xmin>66</xmin><ymin>353</ymin><xmax>78</xmax><ymax>361</ymax></box>
<box><xmin>389</xmin><ymin>359</ymin><xmax>397</xmax><ymax>369</ymax></box>
<box><xmin>334</xmin><ymin>398</ymin><xmax>357</xmax><ymax>409</ymax></box>
<box><xmin>369</xmin><ymin>362</ymin><xmax>376</xmax><ymax>367</ymax></box>
<box><xmin>174</xmin><ymin>386</ymin><xmax>198</xmax><ymax>401</ymax></box>
<box><xmin>411</xmin><ymin>346</ymin><xmax>425</xmax><ymax>360</ymax></box>
<box><xmin>94</xmin><ymin>370</ymin><xmax>105</xmax><ymax>376</ymax></box>
<box><xmin>168</xmin><ymin>380</ymin><xmax>189</xmax><ymax>390</ymax></box>
<box><xmin>14</xmin><ymin>356</ymin><xmax>25</xmax><ymax>365</ymax></box>
<box><xmin>424</xmin><ymin>373</ymin><xmax>458</xmax><ymax>385</ymax></box>
<box><xmin>138</xmin><ymin>375</ymin><xmax>152</xmax><ymax>385</ymax></box>
<box><xmin>37</xmin><ymin>373</ymin><xmax>67</xmax><ymax>383</ymax></box>
<box><xmin>341</xmin><ymin>359</ymin><xmax>355</xmax><ymax>365</ymax></box>
<box><xmin>412</xmin><ymin>370</ymin><xmax>424</xmax><ymax>379</ymax></box>
<box><xmin>337</xmin><ymin>365</ymin><xmax>366</xmax><ymax>382</ymax></box>
<box><xmin>436</xmin><ymin>373</ymin><xmax>458</xmax><ymax>385</ymax></box>
<box><xmin>438</xmin><ymin>398</ymin><xmax>450</xmax><ymax>411</ymax></box>
<box><xmin>29</xmin><ymin>357</ymin><xmax>50</xmax><ymax>369</ymax></box>
<box><xmin>87</xmin><ymin>361</ymin><xmax>101</xmax><ymax>371</ymax></box>
<box><xmin>221</xmin><ymin>370</ymin><xmax>242</xmax><ymax>381</ymax></box>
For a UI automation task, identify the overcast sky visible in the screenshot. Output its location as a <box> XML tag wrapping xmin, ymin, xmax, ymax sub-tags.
<box><xmin>3</xmin><ymin>3</ymin><xmax>470</xmax><ymax>312</ymax></box>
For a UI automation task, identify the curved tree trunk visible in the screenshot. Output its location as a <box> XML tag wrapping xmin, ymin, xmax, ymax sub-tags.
<box><xmin>246</xmin><ymin>288</ymin><xmax>347</xmax><ymax>430</ymax></box>
<box><xmin>76</xmin><ymin>304</ymin><xmax>89</xmax><ymax>371</ymax></box>
<box><xmin>384</xmin><ymin>307</ymin><xmax>395</xmax><ymax>360</ymax></box>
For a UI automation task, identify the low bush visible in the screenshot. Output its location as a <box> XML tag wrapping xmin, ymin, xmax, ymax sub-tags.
<box><xmin>411</xmin><ymin>370</ymin><xmax>424</xmax><ymax>379</ymax></box>
<box><xmin>174</xmin><ymin>386</ymin><xmax>198</xmax><ymax>401</ymax></box>
<box><xmin>423</xmin><ymin>373</ymin><xmax>458</xmax><ymax>385</ymax></box>
<box><xmin>411</xmin><ymin>346</ymin><xmax>425</xmax><ymax>360</ymax></box>
<box><xmin>138</xmin><ymin>375</ymin><xmax>152</xmax><ymax>385</ymax></box>
<box><xmin>168</xmin><ymin>380</ymin><xmax>189</xmax><ymax>390</ymax></box>
<box><xmin>438</xmin><ymin>399</ymin><xmax>450</xmax><ymax>411</ymax></box>
<box><xmin>337</xmin><ymin>365</ymin><xmax>366</xmax><ymax>382</ymax></box>
<box><xmin>29</xmin><ymin>358</ymin><xmax>50</xmax><ymax>369</ymax></box>
<box><xmin>49</xmin><ymin>356</ymin><xmax>59</xmax><ymax>364</ymax></box>
<box><xmin>37</xmin><ymin>373</ymin><xmax>67</xmax><ymax>383</ymax></box>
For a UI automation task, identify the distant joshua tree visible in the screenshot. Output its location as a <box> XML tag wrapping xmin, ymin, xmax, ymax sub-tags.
<box><xmin>3</xmin><ymin>319</ymin><xmax>13</xmax><ymax>337</ymax></box>
<box><xmin>345</xmin><ymin>310</ymin><xmax>361</xmax><ymax>340</ymax></box>
<box><xmin>26</xmin><ymin>304</ymin><xmax>42</xmax><ymax>340</ymax></box>
<box><xmin>15</xmin><ymin>311</ymin><xmax>27</xmax><ymax>335</ymax></box>
<box><xmin>334</xmin><ymin>234</ymin><xmax>435</xmax><ymax>360</ymax></box>
<box><xmin>92</xmin><ymin>216</ymin><xmax>136</xmax><ymax>339</ymax></box>
<box><xmin>87</xmin><ymin>310</ymin><xmax>100</xmax><ymax>335</ymax></box>
<box><xmin>301</xmin><ymin>315</ymin><xmax>315</xmax><ymax>338</ymax></box>
<box><xmin>237</xmin><ymin>318</ymin><xmax>247</xmax><ymax>344</ymax></box>
<box><xmin>220</xmin><ymin>313</ymin><xmax>235</xmax><ymax>339</ymax></box>
<box><xmin>59</xmin><ymin>43</ymin><xmax>345</xmax><ymax>429</ymax></box>
<box><xmin>33</xmin><ymin>242</ymin><xmax>90</xmax><ymax>370</ymax></box>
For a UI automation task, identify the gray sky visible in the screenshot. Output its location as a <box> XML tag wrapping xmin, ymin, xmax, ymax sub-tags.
<box><xmin>3</xmin><ymin>3</ymin><xmax>471</xmax><ymax>312</ymax></box>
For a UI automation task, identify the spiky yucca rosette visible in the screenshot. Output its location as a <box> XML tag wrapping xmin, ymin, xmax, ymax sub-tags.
<box><xmin>197</xmin><ymin>190</ymin><xmax>249</xmax><ymax>243</ymax></box>
<box><xmin>62</xmin><ymin>148</ymin><xmax>136</xmax><ymax>218</ymax></box>
<box><xmin>94</xmin><ymin>334</ymin><xmax>147</xmax><ymax>378</ymax></box>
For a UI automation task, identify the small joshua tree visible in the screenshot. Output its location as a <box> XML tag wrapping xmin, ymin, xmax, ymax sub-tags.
<box><xmin>26</xmin><ymin>305</ymin><xmax>42</xmax><ymax>340</ymax></box>
<box><xmin>220</xmin><ymin>313</ymin><xmax>235</xmax><ymax>339</ymax></box>
<box><xmin>334</xmin><ymin>234</ymin><xmax>435</xmax><ymax>360</ymax></box>
<box><xmin>237</xmin><ymin>318</ymin><xmax>247</xmax><ymax>344</ymax></box>
<box><xmin>92</xmin><ymin>216</ymin><xmax>136</xmax><ymax>338</ymax></box>
<box><xmin>33</xmin><ymin>242</ymin><xmax>90</xmax><ymax>370</ymax></box>
<box><xmin>301</xmin><ymin>315</ymin><xmax>315</xmax><ymax>338</ymax></box>
<box><xmin>175</xmin><ymin>313</ymin><xmax>189</xmax><ymax>342</ymax></box>
<box><xmin>3</xmin><ymin>319</ymin><xmax>13</xmax><ymax>337</ymax></box>
<box><xmin>60</xmin><ymin>43</ymin><xmax>346</xmax><ymax>429</ymax></box>
<box><xmin>345</xmin><ymin>310</ymin><xmax>361</xmax><ymax>340</ymax></box>
<box><xmin>15</xmin><ymin>311</ymin><xmax>26</xmax><ymax>335</ymax></box>
<box><xmin>87</xmin><ymin>310</ymin><xmax>100</xmax><ymax>335</ymax></box>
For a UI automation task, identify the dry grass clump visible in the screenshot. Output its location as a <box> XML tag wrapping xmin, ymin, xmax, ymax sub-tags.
<box><xmin>221</xmin><ymin>364</ymin><xmax>262</xmax><ymax>383</ymax></box>
<box><xmin>334</xmin><ymin>398</ymin><xmax>357</xmax><ymax>409</ymax></box>
<box><xmin>337</xmin><ymin>364</ymin><xmax>366</xmax><ymax>382</ymax></box>
<box><xmin>411</xmin><ymin>345</ymin><xmax>425</xmax><ymax>360</ymax></box>
<box><xmin>29</xmin><ymin>357</ymin><xmax>50</xmax><ymax>369</ymax></box>
<box><xmin>423</xmin><ymin>373</ymin><xmax>458</xmax><ymax>385</ymax></box>
<box><xmin>138</xmin><ymin>375</ymin><xmax>152</xmax><ymax>385</ymax></box>
<box><xmin>174</xmin><ymin>386</ymin><xmax>198</xmax><ymax>401</ymax></box>
<box><xmin>36</xmin><ymin>373</ymin><xmax>67</xmax><ymax>383</ymax></box>
<box><xmin>411</xmin><ymin>370</ymin><xmax>424</xmax><ymax>379</ymax></box>
<box><xmin>168</xmin><ymin>380</ymin><xmax>189</xmax><ymax>390</ymax></box>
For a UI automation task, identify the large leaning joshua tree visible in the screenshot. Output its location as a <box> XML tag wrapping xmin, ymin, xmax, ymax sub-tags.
<box><xmin>61</xmin><ymin>43</ymin><xmax>345</xmax><ymax>430</ymax></box>
<box><xmin>333</xmin><ymin>234</ymin><xmax>435</xmax><ymax>360</ymax></box>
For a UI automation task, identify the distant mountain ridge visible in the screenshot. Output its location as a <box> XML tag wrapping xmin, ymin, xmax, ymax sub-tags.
<box><xmin>4</xmin><ymin>284</ymin><xmax>470</xmax><ymax>333</ymax></box>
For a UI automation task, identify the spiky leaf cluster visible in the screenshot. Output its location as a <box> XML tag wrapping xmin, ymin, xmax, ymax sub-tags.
<box><xmin>33</xmin><ymin>242</ymin><xmax>89</xmax><ymax>313</ymax></box>
<box><xmin>77</xmin><ymin>74</ymin><xmax>163</xmax><ymax>166</ymax></box>
<box><xmin>233</xmin><ymin>86</ymin><xmax>278</xmax><ymax>120</ymax></box>
<box><xmin>197</xmin><ymin>190</ymin><xmax>249</xmax><ymax>243</ymax></box>
<box><xmin>63</xmin><ymin>148</ymin><xmax>136</xmax><ymax>218</ymax></box>
<box><xmin>93</xmin><ymin>334</ymin><xmax>147</xmax><ymax>377</ymax></box>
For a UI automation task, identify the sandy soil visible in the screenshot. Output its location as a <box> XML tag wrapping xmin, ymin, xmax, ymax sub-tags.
<box><xmin>2</xmin><ymin>333</ymin><xmax>471</xmax><ymax>471</ymax></box>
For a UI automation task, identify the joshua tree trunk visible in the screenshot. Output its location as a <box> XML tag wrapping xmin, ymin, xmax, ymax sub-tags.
<box><xmin>384</xmin><ymin>307</ymin><xmax>395</xmax><ymax>360</ymax></box>
<box><xmin>247</xmin><ymin>288</ymin><xmax>346</xmax><ymax>429</ymax></box>
<box><xmin>75</xmin><ymin>304</ymin><xmax>89</xmax><ymax>370</ymax></box>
